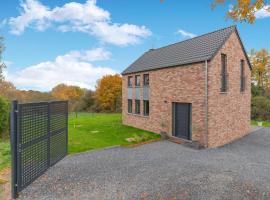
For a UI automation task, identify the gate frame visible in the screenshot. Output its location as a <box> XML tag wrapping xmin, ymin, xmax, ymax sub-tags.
<box><xmin>10</xmin><ymin>100</ymin><xmax>68</xmax><ymax>199</ymax></box>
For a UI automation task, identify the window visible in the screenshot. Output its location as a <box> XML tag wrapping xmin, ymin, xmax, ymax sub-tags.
<box><xmin>221</xmin><ymin>54</ymin><xmax>228</xmax><ymax>92</ymax></box>
<box><xmin>128</xmin><ymin>99</ymin><xmax>132</xmax><ymax>113</ymax></box>
<box><xmin>143</xmin><ymin>74</ymin><xmax>149</xmax><ymax>86</ymax></box>
<box><xmin>240</xmin><ymin>60</ymin><xmax>245</xmax><ymax>92</ymax></box>
<box><xmin>135</xmin><ymin>75</ymin><xmax>140</xmax><ymax>87</ymax></box>
<box><xmin>135</xmin><ymin>100</ymin><xmax>140</xmax><ymax>114</ymax></box>
<box><xmin>128</xmin><ymin>76</ymin><xmax>133</xmax><ymax>87</ymax></box>
<box><xmin>143</xmin><ymin>100</ymin><xmax>149</xmax><ymax>116</ymax></box>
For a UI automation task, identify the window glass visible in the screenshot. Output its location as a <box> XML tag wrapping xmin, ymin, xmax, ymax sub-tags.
<box><xmin>221</xmin><ymin>54</ymin><xmax>228</xmax><ymax>92</ymax></box>
<box><xmin>135</xmin><ymin>75</ymin><xmax>140</xmax><ymax>86</ymax></box>
<box><xmin>240</xmin><ymin>60</ymin><xmax>245</xmax><ymax>92</ymax></box>
<box><xmin>135</xmin><ymin>100</ymin><xmax>140</xmax><ymax>114</ymax></box>
<box><xmin>143</xmin><ymin>74</ymin><xmax>149</xmax><ymax>86</ymax></box>
<box><xmin>128</xmin><ymin>99</ymin><xmax>132</xmax><ymax>113</ymax></box>
<box><xmin>143</xmin><ymin>100</ymin><xmax>149</xmax><ymax>116</ymax></box>
<box><xmin>128</xmin><ymin>76</ymin><xmax>132</xmax><ymax>87</ymax></box>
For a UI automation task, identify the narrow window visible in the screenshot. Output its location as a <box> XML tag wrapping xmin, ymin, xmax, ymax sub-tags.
<box><xmin>143</xmin><ymin>100</ymin><xmax>149</xmax><ymax>116</ymax></box>
<box><xmin>221</xmin><ymin>54</ymin><xmax>228</xmax><ymax>92</ymax></box>
<box><xmin>135</xmin><ymin>75</ymin><xmax>140</xmax><ymax>87</ymax></box>
<box><xmin>128</xmin><ymin>99</ymin><xmax>132</xmax><ymax>113</ymax></box>
<box><xmin>143</xmin><ymin>74</ymin><xmax>149</xmax><ymax>86</ymax></box>
<box><xmin>128</xmin><ymin>76</ymin><xmax>133</xmax><ymax>87</ymax></box>
<box><xmin>240</xmin><ymin>60</ymin><xmax>245</xmax><ymax>92</ymax></box>
<box><xmin>135</xmin><ymin>100</ymin><xmax>140</xmax><ymax>114</ymax></box>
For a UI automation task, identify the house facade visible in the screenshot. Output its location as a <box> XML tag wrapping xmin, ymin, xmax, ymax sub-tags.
<box><xmin>122</xmin><ymin>26</ymin><xmax>251</xmax><ymax>148</ymax></box>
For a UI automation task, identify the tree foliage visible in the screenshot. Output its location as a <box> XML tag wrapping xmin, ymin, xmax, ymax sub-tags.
<box><xmin>0</xmin><ymin>96</ymin><xmax>9</xmax><ymax>139</ymax></box>
<box><xmin>95</xmin><ymin>74</ymin><xmax>122</xmax><ymax>112</ymax></box>
<box><xmin>250</xmin><ymin>49</ymin><xmax>270</xmax><ymax>88</ymax></box>
<box><xmin>212</xmin><ymin>0</ymin><xmax>270</xmax><ymax>23</ymax></box>
<box><xmin>251</xmin><ymin>96</ymin><xmax>270</xmax><ymax>120</ymax></box>
<box><xmin>51</xmin><ymin>84</ymin><xmax>84</xmax><ymax>101</ymax></box>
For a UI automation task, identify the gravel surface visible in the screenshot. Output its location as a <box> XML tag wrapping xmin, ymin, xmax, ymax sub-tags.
<box><xmin>19</xmin><ymin>128</ymin><xmax>270</xmax><ymax>200</ymax></box>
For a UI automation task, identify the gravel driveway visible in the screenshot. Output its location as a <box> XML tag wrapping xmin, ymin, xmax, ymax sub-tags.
<box><xmin>19</xmin><ymin>127</ymin><xmax>270</xmax><ymax>200</ymax></box>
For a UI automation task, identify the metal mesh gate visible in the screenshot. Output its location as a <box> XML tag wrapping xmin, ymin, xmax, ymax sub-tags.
<box><xmin>10</xmin><ymin>101</ymin><xmax>68</xmax><ymax>199</ymax></box>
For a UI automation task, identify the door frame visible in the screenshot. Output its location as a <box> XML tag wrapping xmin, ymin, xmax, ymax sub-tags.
<box><xmin>172</xmin><ymin>102</ymin><xmax>192</xmax><ymax>140</ymax></box>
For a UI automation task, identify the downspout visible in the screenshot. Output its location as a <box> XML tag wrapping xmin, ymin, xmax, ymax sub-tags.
<box><xmin>204</xmin><ymin>60</ymin><xmax>208</xmax><ymax>148</ymax></box>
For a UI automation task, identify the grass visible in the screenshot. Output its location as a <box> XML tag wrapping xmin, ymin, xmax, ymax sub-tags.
<box><xmin>68</xmin><ymin>113</ymin><xmax>160</xmax><ymax>154</ymax></box>
<box><xmin>0</xmin><ymin>140</ymin><xmax>10</xmax><ymax>172</ymax></box>
<box><xmin>251</xmin><ymin>120</ymin><xmax>270</xmax><ymax>128</ymax></box>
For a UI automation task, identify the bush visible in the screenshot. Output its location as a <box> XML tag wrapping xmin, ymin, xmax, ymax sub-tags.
<box><xmin>251</xmin><ymin>96</ymin><xmax>270</xmax><ymax>121</ymax></box>
<box><xmin>0</xmin><ymin>96</ymin><xmax>9</xmax><ymax>138</ymax></box>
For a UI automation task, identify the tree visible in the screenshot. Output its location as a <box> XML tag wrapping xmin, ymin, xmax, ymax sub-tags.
<box><xmin>51</xmin><ymin>84</ymin><xmax>85</xmax><ymax>112</ymax></box>
<box><xmin>212</xmin><ymin>0</ymin><xmax>270</xmax><ymax>23</ymax></box>
<box><xmin>250</xmin><ymin>49</ymin><xmax>270</xmax><ymax>88</ymax></box>
<box><xmin>95</xmin><ymin>74</ymin><xmax>122</xmax><ymax>112</ymax></box>
<box><xmin>0</xmin><ymin>96</ymin><xmax>9</xmax><ymax>139</ymax></box>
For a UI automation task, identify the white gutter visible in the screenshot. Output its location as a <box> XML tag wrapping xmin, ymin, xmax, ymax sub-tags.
<box><xmin>204</xmin><ymin>60</ymin><xmax>208</xmax><ymax>148</ymax></box>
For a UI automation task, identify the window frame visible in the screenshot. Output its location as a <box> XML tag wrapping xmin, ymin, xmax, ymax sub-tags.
<box><xmin>135</xmin><ymin>75</ymin><xmax>140</xmax><ymax>87</ymax></box>
<box><xmin>143</xmin><ymin>74</ymin><xmax>149</xmax><ymax>86</ymax></box>
<box><xmin>220</xmin><ymin>53</ymin><xmax>228</xmax><ymax>92</ymax></box>
<box><xmin>135</xmin><ymin>100</ymin><xmax>140</xmax><ymax>114</ymax></box>
<box><xmin>143</xmin><ymin>100</ymin><xmax>149</xmax><ymax>116</ymax></box>
<box><xmin>128</xmin><ymin>76</ymin><xmax>133</xmax><ymax>87</ymax></box>
<box><xmin>128</xmin><ymin>99</ymin><xmax>132</xmax><ymax>114</ymax></box>
<box><xmin>240</xmin><ymin>59</ymin><xmax>245</xmax><ymax>92</ymax></box>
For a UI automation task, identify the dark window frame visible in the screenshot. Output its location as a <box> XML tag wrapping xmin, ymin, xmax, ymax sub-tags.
<box><xmin>240</xmin><ymin>60</ymin><xmax>245</xmax><ymax>92</ymax></box>
<box><xmin>143</xmin><ymin>74</ymin><xmax>149</xmax><ymax>86</ymax></box>
<box><xmin>128</xmin><ymin>76</ymin><xmax>133</xmax><ymax>87</ymax></box>
<box><xmin>128</xmin><ymin>99</ymin><xmax>132</xmax><ymax>113</ymax></box>
<box><xmin>220</xmin><ymin>54</ymin><xmax>228</xmax><ymax>92</ymax></box>
<box><xmin>135</xmin><ymin>100</ymin><xmax>140</xmax><ymax>114</ymax></box>
<box><xmin>143</xmin><ymin>100</ymin><xmax>149</xmax><ymax>116</ymax></box>
<box><xmin>135</xmin><ymin>75</ymin><xmax>140</xmax><ymax>87</ymax></box>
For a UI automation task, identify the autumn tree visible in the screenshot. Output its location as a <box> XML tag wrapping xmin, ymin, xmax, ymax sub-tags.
<box><xmin>95</xmin><ymin>74</ymin><xmax>122</xmax><ymax>112</ymax></box>
<box><xmin>212</xmin><ymin>0</ymin><xmax>270</xmax><ymax>23</ymax></box>
<box><xmin>51</xmin><ymin>84</ymin><xmax>85</xmax><ymax>112</ymax></box>
<box><xmin>250</xmin><ymin>49</ymin><xmax>270</xmax><ymax>88</ymax></box>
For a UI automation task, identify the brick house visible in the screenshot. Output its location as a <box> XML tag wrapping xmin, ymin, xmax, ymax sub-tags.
<box><xmin>121</xmin><ymin>26</ymin><xmax>251</xmax><ymax>148</ymax></box>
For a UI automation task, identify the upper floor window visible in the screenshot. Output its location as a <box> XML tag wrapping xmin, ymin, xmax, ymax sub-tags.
<box><xmin>240</xmin><ymin>60</ymin><xmax>245</xmax><ymax>92</ymax></box>
<box><xmin>220</xmin><ymin>54</ymin><xmax>228</xmax><ymax>92</ymax></box>
<box><xmin>128</xmin><ymin>76</ymin><xmax>133</xmax><ymax>87</ymax></box>
<box><xmin>135</xmin><ymin>75</ymin><xmax>140</xmax><ymax>87</ymax></box>
<box><xmin>143</xmin><ymin>74</ymin><xmax>149</xmax><ymax>86</ymax></box>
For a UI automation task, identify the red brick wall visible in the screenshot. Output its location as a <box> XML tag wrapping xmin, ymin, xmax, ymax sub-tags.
<box><xmin>122</xmin><ymin>63</ymin><xmax>207</xmax><ymax>146</ymax></box>
<box><xmin>207</xmin><ymin>31</ymin><xmax>251</xmax><ymax>147</ymax></box>
<box><xmin>122</xmin><ymin>31</ymin><xmax>251</xmax><ymax>148</ymax></box>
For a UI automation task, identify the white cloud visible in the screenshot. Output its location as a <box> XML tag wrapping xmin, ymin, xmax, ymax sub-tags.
<box><xmin>8</xmin><ymin>0</ymin><xmax>151</xmax><ymax>46</ymax></box>
<box><xmin>255</xmin><ymin>5</ymin><xmax>270</xmax><ymax>19</ymax></box>
<box><xmin>176</xmin><ymin>29</ymin><xmax>196</xmax><ymax>39</ymax></box>
<box><xmin>6</xmin><ymin>48</ymin><xmax>118</xmax><ymax>91</ymax></box>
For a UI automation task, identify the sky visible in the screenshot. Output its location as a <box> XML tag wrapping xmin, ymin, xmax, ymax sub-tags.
<box><xmin>0</xmin><ymin>0</ymin><xmax>270</xmax><ymax>91</ymax></box>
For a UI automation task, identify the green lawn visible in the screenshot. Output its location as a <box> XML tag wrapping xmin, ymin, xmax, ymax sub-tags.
<box><xmin>68</xmin><ymin>113</ymin><xmax>160</xmax><ymax>154</ymax></box>
<box><xmin>251</xmin><ymin>120</ymin><xmax>270</xmax><ymax>128</ymax></box>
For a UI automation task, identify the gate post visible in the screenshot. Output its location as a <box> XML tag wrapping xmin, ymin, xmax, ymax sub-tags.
<box><xmin>10</xmin><ymin>100</ymin><xmax>18</xmax><ymax>199</ymax></box>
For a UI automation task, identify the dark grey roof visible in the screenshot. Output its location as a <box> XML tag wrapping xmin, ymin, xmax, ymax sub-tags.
<box><xmin>122</xmin><ymin>26</ymin><xmax>243</xmax><ymax>75</ymax></box>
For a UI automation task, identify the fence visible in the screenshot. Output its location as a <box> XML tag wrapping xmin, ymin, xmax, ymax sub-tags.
<box><xmin>10</xmin><ymin>100</ymin><xmax>68</xmax><ymax>199</ymax></box>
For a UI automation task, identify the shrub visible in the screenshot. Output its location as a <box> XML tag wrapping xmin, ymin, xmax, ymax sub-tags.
<box><xmin>251</xmin><ymin>96</ymin><xmax>270</xmax><ymax>121</ymax></box>
<box><xmin>0</xmin><ymin>96</ymin><xmax>9</xmax><ymax>138</ymax></box>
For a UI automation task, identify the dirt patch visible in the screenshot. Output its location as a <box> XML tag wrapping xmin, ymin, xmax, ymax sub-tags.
<box><xmin>123</xmin><ymin>138</ymin><xmax>162</xmax><ymax>148</ymax></box>
<box><xmin>0</xmin><ymin>168</ymin><xmax>11</xmax><ymax>200</ymax></box>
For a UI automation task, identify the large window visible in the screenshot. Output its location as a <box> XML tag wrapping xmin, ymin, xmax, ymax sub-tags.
<box><xmin>221</xmin><ymin>54</ymin><xmax>228</xmax><ymax>92</ymax></box>
<box><xmin>135</xmin><ymin>75</ymin><xmax>140</xmax><ymax>87</ymax></box>
<box><xmin>143</xmin><ymin>74</ymin><xmax>149</xmax><ymax>86</ymax></box>
<box><xmin>128</xmin><ymin>76</ymin><xmax>133</xmax><ymax>87</ymax></box>
<box><xmin>128</xmin><ymin>99</ymin><xmax>132</xmax><ymax>113</ymax></box>
<box><xmin>135</xmin><ymin>100</ymin><xmax>140</xmax><ymax>114</ymax></box>
<box><xmin>143</xmin><ymin>100</ymin><xmax>149</xmax><ymax>116</ymax></box>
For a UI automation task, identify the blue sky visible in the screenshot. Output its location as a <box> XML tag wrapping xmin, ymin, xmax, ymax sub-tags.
<box><xmin>0</xmin><ymin>0</ymin><xmax>270</xmax><ymax>91</ymax></box>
